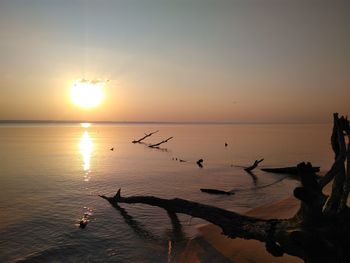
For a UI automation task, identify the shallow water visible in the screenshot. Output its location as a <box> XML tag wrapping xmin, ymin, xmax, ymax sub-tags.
<box><xmin>0</xmin><ymin>123</ymin><xmax>333</xmax><ymax>262</ymax></box>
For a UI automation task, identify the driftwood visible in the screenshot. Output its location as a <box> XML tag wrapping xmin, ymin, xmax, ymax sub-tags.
<box><xmin>149</xmin><ymin>137</ymin><xmax>173</xmax><ymax>148</ymax></box>
<box><xmin>101</xmin><ymin>113</ymin><xmax>350</xmax><ymax>262</ymax></box>
<box><xmin>200</xmin><ymin>188</ymin><xmax>234</xmax><ymax>195</ymax></box>
<box><xmin>132</xmin><ymin>130</ymin><xmax>159</xmax><ymax>143</ymax></box>
<box><xmin>244</xmin><ymin>158</ymin><xmax>264</xmax><ymax>172</ymax></box>
<box><xmin>261</xmin><ymin>166</ymin><xmax>320</xmax><ymax>175</ymax></box>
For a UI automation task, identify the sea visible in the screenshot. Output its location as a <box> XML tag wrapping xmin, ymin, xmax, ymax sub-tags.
<box><xmin>0</xmin><ymin>123</ymin><xmax>333</xmax><ymax>262</ymax></box>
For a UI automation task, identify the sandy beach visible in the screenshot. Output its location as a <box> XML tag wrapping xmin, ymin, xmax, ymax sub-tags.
<box><xmin>179</xmin><ymin>195</ymin><xmax>302</xmax><ymax>263</ymax></box>
<box><xmin>179</xmin><ymin>180</ymin><xmax>337</xmax><ymax>263</ymax></box>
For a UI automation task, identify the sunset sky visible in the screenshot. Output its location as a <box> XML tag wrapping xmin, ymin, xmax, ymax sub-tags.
<box><xmin>0</xmin><ymin>0</ymin><xmax>349</xmax><ymax>123</ymax></box>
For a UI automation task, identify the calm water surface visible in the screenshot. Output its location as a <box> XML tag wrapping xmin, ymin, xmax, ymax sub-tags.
<box><xmin>0</xmin><ymin>124</ymin><xmax>333</xmax><ymax>262</ymax></box>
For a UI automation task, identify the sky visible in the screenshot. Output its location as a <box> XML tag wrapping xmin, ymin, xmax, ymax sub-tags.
<box><xmin>0</xmin><ymin>0</ymin><xmax>349</xmax><ymax>123</ymax></box>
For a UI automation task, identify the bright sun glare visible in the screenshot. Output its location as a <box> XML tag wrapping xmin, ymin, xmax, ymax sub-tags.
<box><xmin>71</xmin><ymin>79</ymin><xmax>106</xmax><ymax>108</ymax></box>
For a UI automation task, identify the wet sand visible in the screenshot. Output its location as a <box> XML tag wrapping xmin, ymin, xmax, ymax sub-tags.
<box><xmin>179</xmin><ymin>180</ymin><xmax>333</xmax><ymax>263</ymax></box>
<box><xmin>179</xmin><ymin>195</ymin><xmax>302</xmax><ymax>263</ymax></box>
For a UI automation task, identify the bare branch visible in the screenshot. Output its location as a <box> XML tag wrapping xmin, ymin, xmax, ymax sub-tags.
<box><xmin>132</xmin><ymin>130</ymin><xmax>159</xmax><ymax>143</ymax></box>
<box><xmin>261</xmin><ymin>166</ymin><xmax>319</xmax><ymax>175</ymax></box>
<box><xmin>149</xmin><ymin>137</ymin><xmax>173</xmax><ymax>148</ymax></box>
<box><xmin>100</xmin><ymin>189</ymin><xmax>270</xmax><ymax>241</ymax></box>
<box><xmin>99</xmin><ymin>189</ymin><xmax>307</xmax><ymax>259</ymax></box>
<box><xmin>244</xmin><ymin>158</ymin><xmax>264</xmax><ymax>172</ymax></box>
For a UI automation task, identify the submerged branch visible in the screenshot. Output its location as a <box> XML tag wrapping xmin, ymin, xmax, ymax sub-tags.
<box><xmin>132</xmin><ymin>130</ymin><xmax>159</xmax><ymax>144</ymax></box>
<box><xmin>149</xmin><ymin>137</ymin><xmax>173</xmax><ymax>148</ymax></box>
<box><xmin>244</xmin><ymin>159</ymin><xmax>264</xmax><ymax>172</ymax></box>
<box><xmin>200</xmin><ymin>188</ymin><xmax>234</xmax><ymax>195</ymax></box>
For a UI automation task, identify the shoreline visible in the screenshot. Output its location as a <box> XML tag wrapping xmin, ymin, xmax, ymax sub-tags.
<box><xmin>179</xmin><ymin>195</ymin><xmax>302</xmax><ymax>263</ymax></box>
<box><xmin>179</xmin><ymin>177</ymin><xmax>333</xmax><ymax>263</ymax></box>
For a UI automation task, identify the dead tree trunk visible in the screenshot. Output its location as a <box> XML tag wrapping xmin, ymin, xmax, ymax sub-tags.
<box><xmin>100</xmin><ymin>189</ymin><xmax>270</xmax><ymax>241</ymax></box>
<box><xmin>101</xmin><ymin>113</ymin><xmax>350</xmax><ymax>263</ymax></box>
<box><xmin>132</xmin><ymin>130</ymin><xmax>159</xmax><ymax>143</ymax></box>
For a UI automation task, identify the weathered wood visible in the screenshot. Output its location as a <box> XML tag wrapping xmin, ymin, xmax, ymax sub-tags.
<box><xmin>323</xmin><ymin>114</ymin><xmax>348</xmax><ymax>215</ymax></box>
<box><xmin>100</xmin><ymin>189</ymin><xmax>271</xmax><ymax>241</ymax></box>
<box><xmin>319</xmin><ymin>114</ymin><xmax>342</xmax><ymax>188</ymax></box>
<box><xmin>132</xmin><ymin>130</ymin><xmax>159</xmax><ymax>144</ymax></box>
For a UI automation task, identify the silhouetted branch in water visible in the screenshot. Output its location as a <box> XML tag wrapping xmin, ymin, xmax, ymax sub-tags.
<box><xmin>148</xmin><ymin>145</ymin><xmax>169</xmax><ymax>152</ymax></box>
<box><xmin>101</xmin><ymin>113</ymin><xmax>350</xmax><ymax>262</ymax></box>
<box><xmin>245</xmin><ymin>170</ymin><xmax>258</xmax><ymax>185</ymax></box>
<box><xmin>244</xmin><ymin>158</ymin><xmax>264</xmax><ymax>172</ymax></box>
<box><xmin>149</xmin><ymin>137</ymin><xmax>173</xmax><ymax>148</ymax></box>
<box><xmin>138</xmin><ymin>141</ymin><xmax>169</xmax><ymax>152</ymax></box>
<box><xmin>229</xmin><ymin>175</ymin><xmax>290</xmax><ymax>193</ymax></box>
<box><xmin>166</xmin><ymin>211</ymin><xmax>186</xmax><ymax>242</ymax></box>
<box><xmin>110</xmin><ymin>203</ymin><xmax>160</xmax><ymax>242</ymax></box>
<box><xmin>261</xmin><ymin>166</ymin><xmax>320</xmax><ymax>175</ymax></box>
<box><xmin>100</xmin><ymin>189</ymin><xmax>269</xmax><ymax>241</ymax></box>
<box><xmin>132</xmin><ymin>130</ymin><xmax>159</xmax><ymax>144</ymax></box>
<box><xmin>102</xmin><ymin>198</ymin><xmax>187</xmax><ymax>262</ymax></box>
<box><xmin>106</xmin><ymin>201</ymin><xmax>186</xmax><ymax>243</ymax></box>
<box><xmin>200</xmin><ymin>188</ymin><xmax>234</xmax><ymax>195</ymax></box>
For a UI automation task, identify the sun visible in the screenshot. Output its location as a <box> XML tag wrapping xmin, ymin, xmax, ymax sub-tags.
<box><xmin>71</xmin><ymin>79</ymin><xmax>106</xmax><ymax>108</ymax></box>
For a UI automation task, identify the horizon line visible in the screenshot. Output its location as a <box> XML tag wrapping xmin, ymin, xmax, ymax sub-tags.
<box><xmin>0</xmin><ymin>119</ymin><xmax>331</xmax><ymax>125</ymax></box>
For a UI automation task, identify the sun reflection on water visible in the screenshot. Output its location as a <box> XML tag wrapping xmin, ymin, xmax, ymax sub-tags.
<box><xmin>79</xmin><ymin>131</ymin><xmax>93</xmax><ymax>181</ymax></box>
<box><xmin>81</xmin><ymin>123</ymin><xmax>91</xmax><ymax>128</ymax></box>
